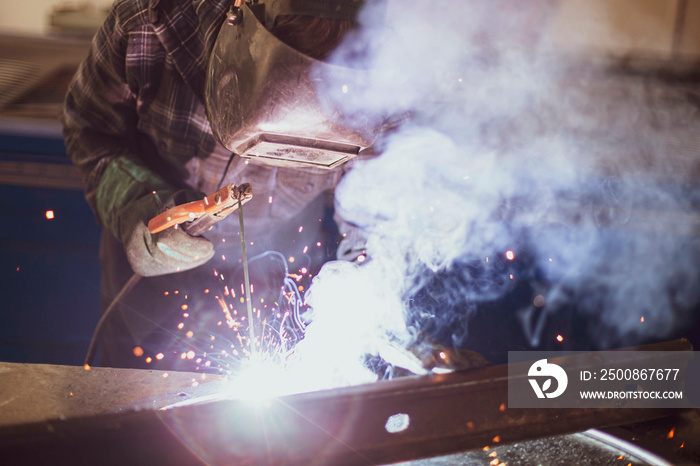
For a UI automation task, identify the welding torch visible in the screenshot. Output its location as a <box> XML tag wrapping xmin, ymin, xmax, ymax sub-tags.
<box><xmin>148</xmin><ymin>182</ymin><xmax>252</xmax><ymax>236</ymax></box>
<box><xmin>84</xmin><ymin>183</ymin><xmax>253</xmax><ymax>367</ymax></box>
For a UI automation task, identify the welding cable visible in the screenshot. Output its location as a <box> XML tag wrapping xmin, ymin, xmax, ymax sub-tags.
<box><xmin>84</xmin><ymin>195</ymin><xmax>248</xmax><ymax>366</ymax></box>
<box><xmin>84</xmin><ymin>273</ymin><xmax>142</xmax><ymax>367</ymax></box>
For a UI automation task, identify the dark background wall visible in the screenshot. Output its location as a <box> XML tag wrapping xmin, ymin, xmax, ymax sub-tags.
<box><xmin>0</xmin><ymin>130</ymin><xmax>102</xmax><ymax>366</ymax></box>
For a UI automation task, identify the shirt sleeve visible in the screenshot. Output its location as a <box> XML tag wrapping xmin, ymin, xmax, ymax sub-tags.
<box><xmin>60</xmin><ymin>2</ymin><xmax>143</xmax><ymax>221</ymax></box>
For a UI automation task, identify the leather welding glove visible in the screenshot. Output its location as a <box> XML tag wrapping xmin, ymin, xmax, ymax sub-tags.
<box><xmin>96</xmin><ymin>156</ymin><xmax>214</xmax><ymax>276</ymax></box>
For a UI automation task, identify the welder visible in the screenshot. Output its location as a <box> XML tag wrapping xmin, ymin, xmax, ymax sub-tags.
<box><xmin>61</xmin><ymin>0</ymin><xmax>384</xmax><ymax>371</ymax></box>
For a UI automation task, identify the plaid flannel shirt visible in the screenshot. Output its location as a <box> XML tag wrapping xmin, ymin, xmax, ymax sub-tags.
<box><xmin>61</xmin><ymin>0</ymin><xmax>349</xmax><ymax>240</ymax></box>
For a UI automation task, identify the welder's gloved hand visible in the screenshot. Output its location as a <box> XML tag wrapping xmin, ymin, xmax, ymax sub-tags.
<box><xmin>120</xmin><ymin>194</ymin><xmax>215</xmax><ymax>276</ymax></box>
<box><xmin>96</xmin><ymin>156</ymin><xmax>214</xmax><ymax>276</ymax></box>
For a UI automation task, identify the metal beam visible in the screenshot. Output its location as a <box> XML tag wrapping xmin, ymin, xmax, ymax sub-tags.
<box><xmin>0</xmin><ymin>339</ymin><xmax>691</xmax><ymax>465</ymax></box>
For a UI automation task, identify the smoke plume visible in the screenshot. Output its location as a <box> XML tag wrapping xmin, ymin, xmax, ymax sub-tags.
<box><xmin>296</xmin><ymin>0</ymin><xmax>700</xmax><ymax>382</ymax></box>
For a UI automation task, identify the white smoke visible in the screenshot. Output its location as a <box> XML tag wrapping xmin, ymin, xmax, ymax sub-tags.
<box><xmin>293</xmin><ymin>0</ymin><xmax>700</xmax><ymax>383</ymax></box>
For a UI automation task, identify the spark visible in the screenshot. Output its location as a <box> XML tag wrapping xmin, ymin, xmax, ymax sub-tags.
<box><xmin>467</xmin><ymin>421</ymin><xmax>475</xmax><ymax>429</ymax></box>
<box><xmin>288</xmin><ymin>256</ymin><xmax>295</xmax><ymax>263</ymax></box>
<box><xmin>499</xmin><ymin>403</ymin><xmax>506</xmax><ymax>411</ymax></box>
<box><xmin>342</xmin><ymin>84</ymin><xmax>349</xmax><ymax>93</ymax></box>
<box><xmin>492</xmin><ymin>435</ymin><xmax>501</xmax><ymax>443</ymax></box>
<box><xmin>45</xmin><ymin>210</ymin><xmax>54</xmax><ymax>220</ymax></box>
<box><xmin>268</xmin><ymin>196</ymin><xmax>273</xmax><ymax>204</ymax></box>
<box><xmin>132</xmin><ymin>346</ymin><xmax>144</xmax><ymax>357</ymax></box>
<box><xmin>145</xmin><ymin>357</ymin><xmax>152</xmax><ymax>363</ymax></box>
<box><xmin>640</xmin><ymin>316</ymin><xmax>645</xmax><ymax>323</ymax></box>
<box><xmin>298</xmin><ymin>226</ymin><xmax>303</xmax><ymax>233</ymax></box>
<box><xmin>357</xmin><ymin>254</ymin><xmax>366</xmax><ymax>263</ymax></box>
<box><xmin>556</xmin><ymin>335</ymin><xmax>564</xmax><ymax>342</ymax></box>
<box><xmin>83</xmin><ymin>364</ymin><xmax>91</xmax><ymax>371</ymax></box>
<box><xmin>489</xmin><ymin>451</ymin><xmax>498</xmax><ymax>458</ymax></box>
<box><xmin>163</xmin><ymin>373</ymin><xmax>168</xmax><ymax>378</ymax></box>
<box><xmin>187</xmin><ymin>351</ymin><xmax>195</xmax><ymax>360</ymax></box>
<box><xmin>217</xmin><ymin>296</ymin><xmax>241</xmax><ymax>329</ymax></box>
<box><xmin>178</xmin><ymin>322</ymin><xmax>185</xmax><ymax>330</ymax></box>
<box><xmin>156</xmin><ymin>353</ymin><xmax>164</xmax><ymax>360</ymax></box>
<box><xmin>181</xmin><ymin>304</ymin><xmax>188</xmax><ymax>311</ymax></box>
<box><xmin>667</xmin><ymin>427</ymin><xmax>675</xmax><ymax>439</ymax></box>
<box><xmin>505</xmin><ymin>250</ymin><xmax>515</xmax><ymax>260</ymax></box>
<box><xmin>490</xmin><ymin>459</ymin><xmax>499</xmax><ymax>465</ymax></box>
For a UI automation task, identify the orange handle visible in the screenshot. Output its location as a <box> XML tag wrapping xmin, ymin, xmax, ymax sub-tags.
<box><xmin>147</xmin><ymin>183</ymin><xmax>252</xmax><ymax>234</ymax></box>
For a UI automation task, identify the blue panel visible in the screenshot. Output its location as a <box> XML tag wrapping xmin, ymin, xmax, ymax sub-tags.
<box><xmin>0</xmin><ymin>132</ymin><xmax>67</xmax><ymax>157</ymax></box>
<box><xmin>0</xmin><ymin>185</ymin><xmax>102</xmax><ymax>365</ymax></box>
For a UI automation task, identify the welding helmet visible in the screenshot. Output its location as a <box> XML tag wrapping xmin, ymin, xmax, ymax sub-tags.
<box><xmin>205</xmin><ymin>0</ymin><xmax>384</xmax><ymax>169</ymax></box>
